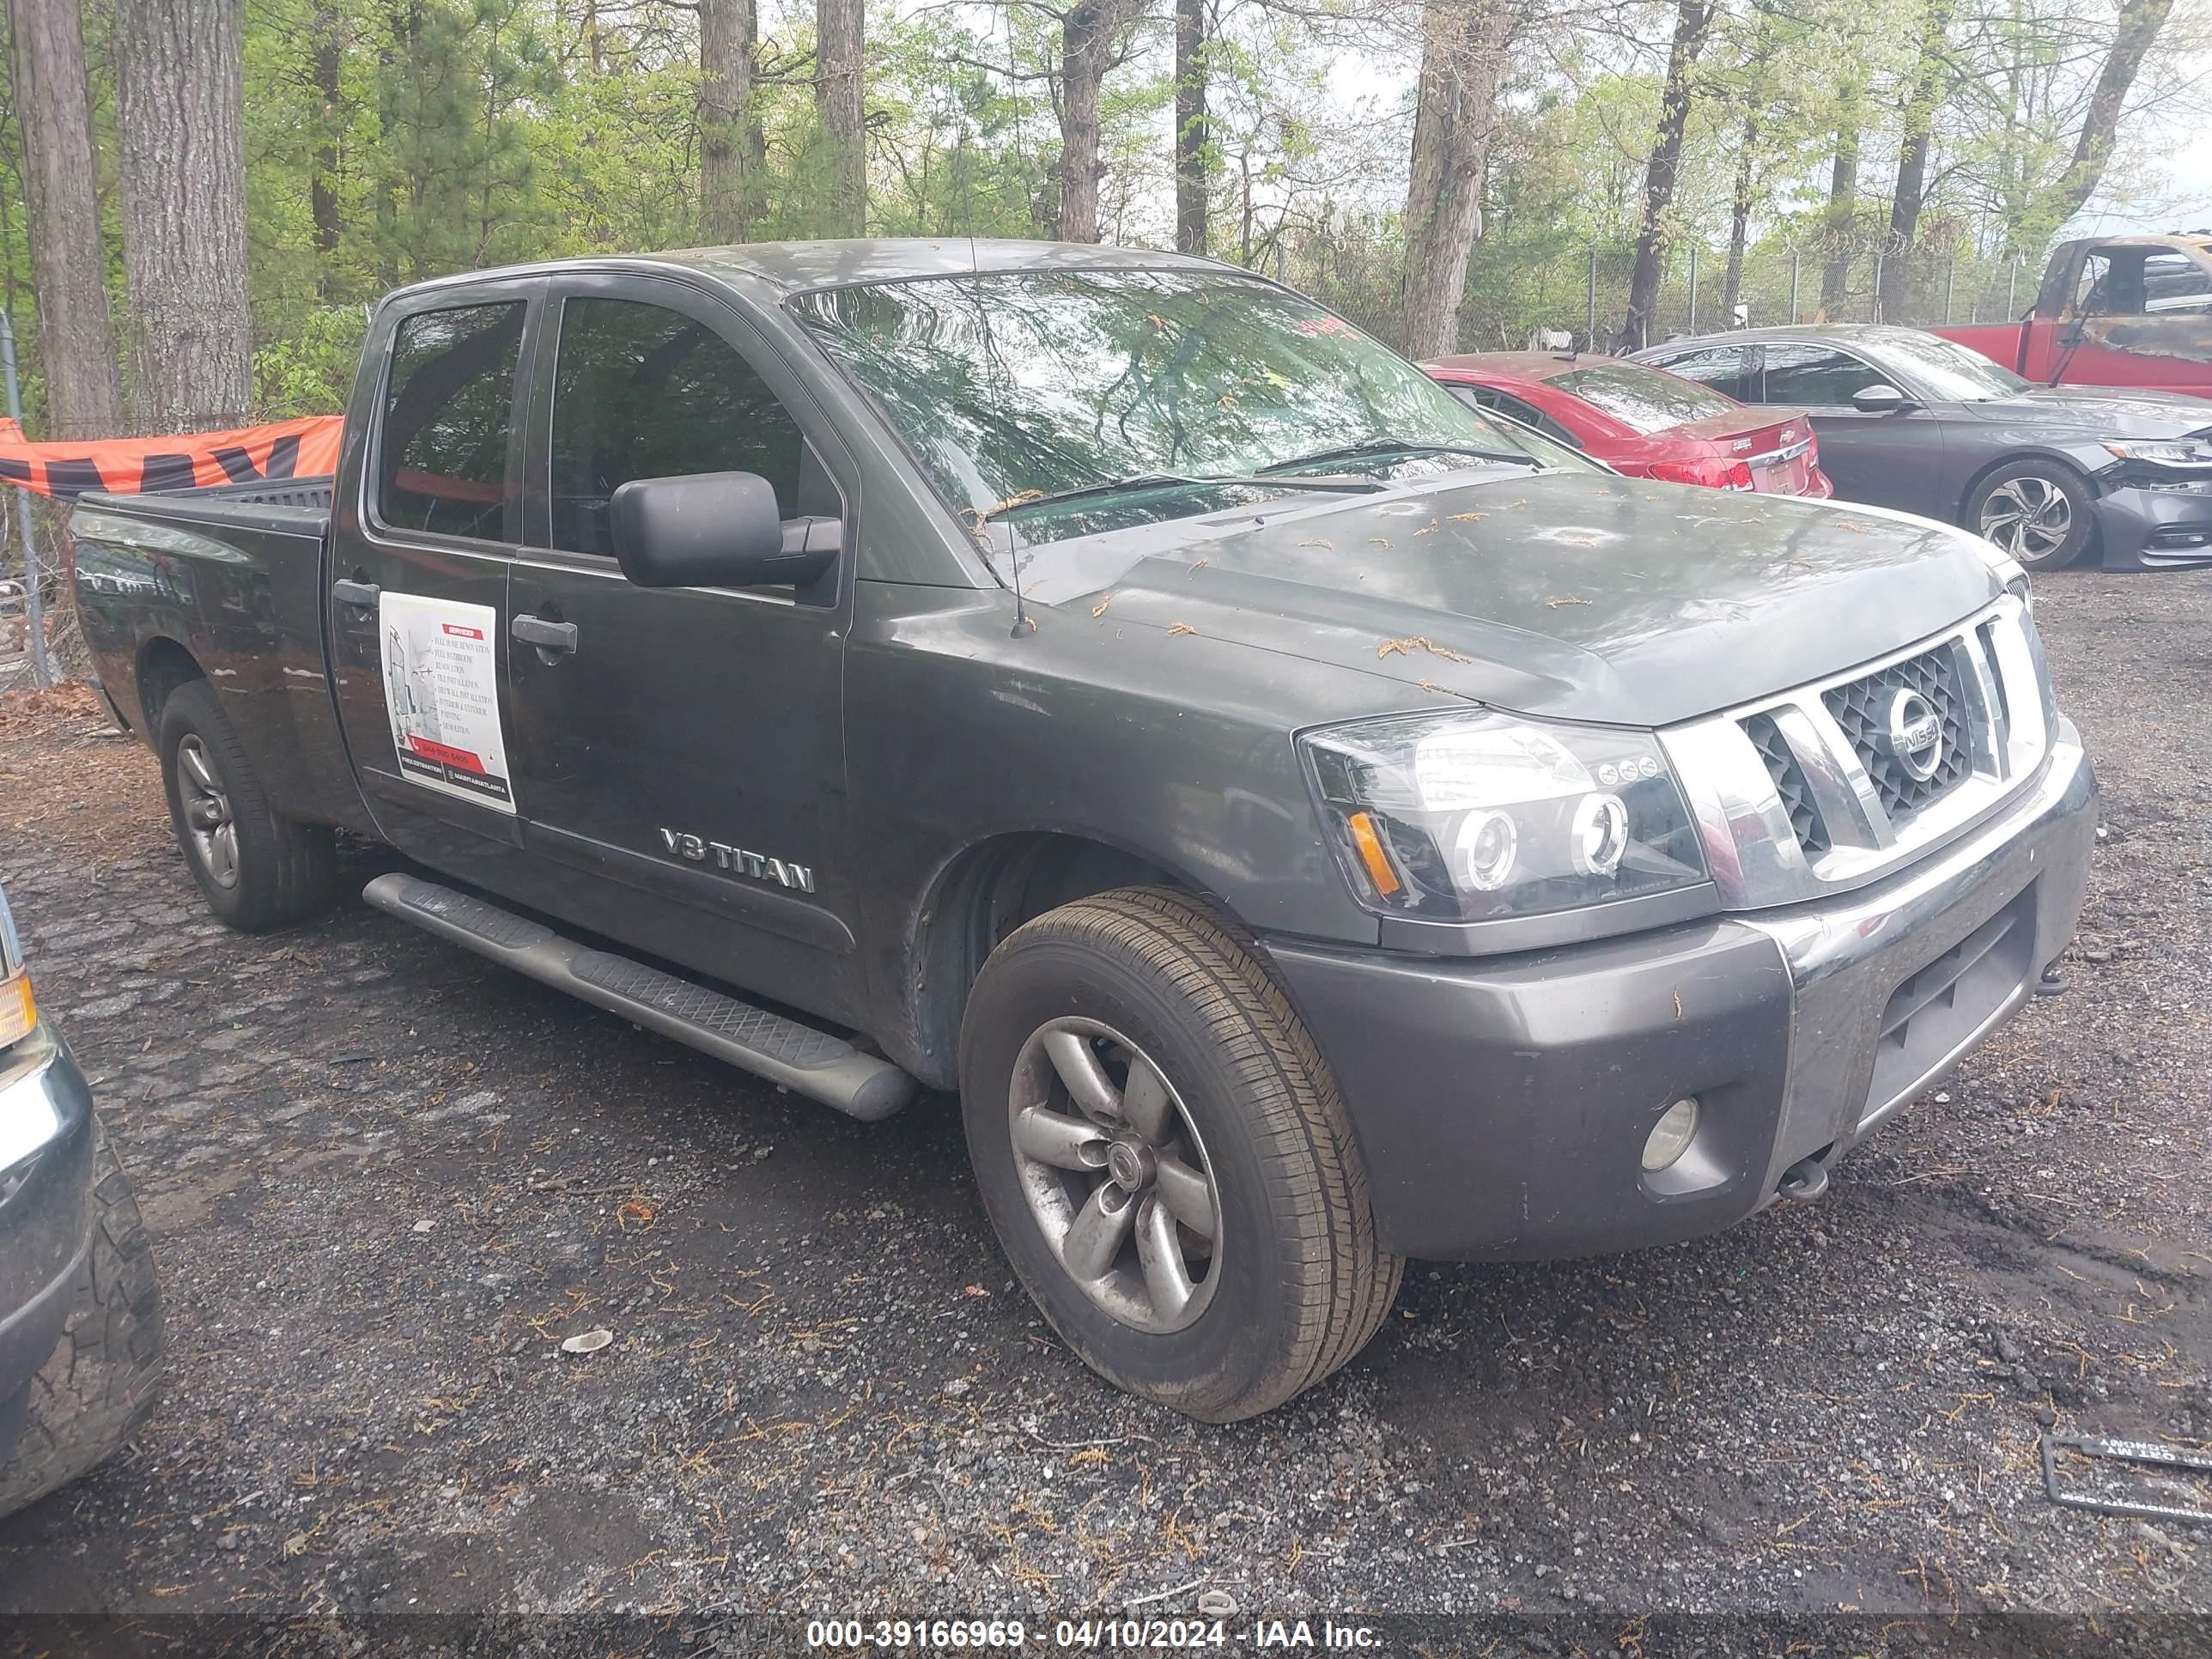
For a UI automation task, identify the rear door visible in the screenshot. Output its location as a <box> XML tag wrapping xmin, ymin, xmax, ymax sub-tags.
<box><xmin>500</xmin><ymin>272</ymin><xmax>861</xmax><ymax>1024</ymax></box>
<box><xmin>1749</xmin><ymin>342</ymin><xmax>1951</xmax><ymax>517</ymax></box>
<box><xmin>329</xmin><ymin>281</ymin><xmax>542</xmax><ymax>886</ymax></box>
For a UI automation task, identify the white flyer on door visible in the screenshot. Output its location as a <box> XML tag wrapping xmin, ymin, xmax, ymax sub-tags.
<box><xmin>378</xmin><ymin>592</ymin><xmax>516</xmax><ymax>813</ymax></box>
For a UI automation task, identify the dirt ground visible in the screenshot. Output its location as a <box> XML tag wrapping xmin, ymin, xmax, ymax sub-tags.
<box><xmin>0</xmin><ymin>574</ymin><xmax>2207</xmax><ymax>1651</ymax></box>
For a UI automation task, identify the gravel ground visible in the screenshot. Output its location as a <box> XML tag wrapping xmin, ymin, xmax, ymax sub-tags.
<box><xmin>0</xmin><ymin>573</ymin><xmax>2207</xmax><ymax>1649</ymax></box>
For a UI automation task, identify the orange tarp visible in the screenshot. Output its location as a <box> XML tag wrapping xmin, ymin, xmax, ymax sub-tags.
<box><xmin>0</xmin><ymin>414</ymin><xmax>342</xmax><ymax>499</ymax></box>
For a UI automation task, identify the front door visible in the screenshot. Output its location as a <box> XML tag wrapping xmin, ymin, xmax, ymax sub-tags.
<box><xmin>501</xmin><ymin>275</ymin><xmax>860</xmax><ymax>1024</ymax></box>
<box><xmin>1753</xmin><ymin>342</ymin><xmax>1951</xmax><ymax>518</ymax></box>
<box><xmin>328</xmin><ymin>283</ymin><xmax>543</xmax><ymax>889</ymax></box>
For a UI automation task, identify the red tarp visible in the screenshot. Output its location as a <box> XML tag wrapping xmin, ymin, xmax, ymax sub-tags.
<box><xmin>0</xmin><ymin>414</ymin><xmax>342</xmax><ymax>499</ymax></box>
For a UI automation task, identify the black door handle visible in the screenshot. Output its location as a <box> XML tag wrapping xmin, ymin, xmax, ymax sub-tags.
<box><xmin>511</xmin><ymin>614</ymin><xmax>579</xmax><ymax>654</ymax></box>
<box><xmin>331</xmin><ymin>579</ymin><xmax>380</xmax><ymax>609</ymax></box>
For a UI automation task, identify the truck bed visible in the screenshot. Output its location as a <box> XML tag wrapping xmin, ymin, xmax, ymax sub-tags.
<box><xmin>70</xmin><ymin>477</ymin><xmax>370</xmax><ymax>833</ymax></box>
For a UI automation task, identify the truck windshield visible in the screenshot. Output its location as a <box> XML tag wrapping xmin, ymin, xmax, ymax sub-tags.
<box><xmin>790</xmin><ymin>268</ymin><xmax>1570</xmax><ymax>544</ymax></box>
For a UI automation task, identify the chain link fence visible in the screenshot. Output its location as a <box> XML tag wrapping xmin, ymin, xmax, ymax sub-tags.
<box><xmin>0</xmin><ymin>491</ymin><xmax>83</xmax><ymax>693</ymax></box>
<box><xmin>1273</xmin><ymin>222</ymin><xmax>2038</xmax><ymax>358</ymax></box>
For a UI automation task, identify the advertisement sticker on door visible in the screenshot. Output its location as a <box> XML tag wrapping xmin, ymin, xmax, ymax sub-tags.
<box><xmin>378</xmin><ymin>592</ymin><xmax>516</xmax><ymax>812</ymax></box>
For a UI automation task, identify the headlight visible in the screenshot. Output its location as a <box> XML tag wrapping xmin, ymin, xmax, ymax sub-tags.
<box><xmin>1300</xmin><ymin>711</ymin><xmax>1708</xmax><ymax>923</ymax></box>
<box><xmin>0</xmin><ymin>888</ymin><xmax>32</xmax><ymax>1048</ymax></box>
<box><xmin>2103</xmin><ymin>438</ymin><xmax>2212</xmax><ymax>465</ymax></box>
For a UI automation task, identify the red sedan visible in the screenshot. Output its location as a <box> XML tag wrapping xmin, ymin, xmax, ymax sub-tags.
<box><xmin>1422</xmin><ymin>351</ymin><xmax>1834</xmax><ymax>496</ymax></box>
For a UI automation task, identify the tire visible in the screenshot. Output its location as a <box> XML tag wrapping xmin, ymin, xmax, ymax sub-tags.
<box><xmin>157</xmin><ymin>678</ymin><xmax>338</xmax><ymax>932</ymax></box>
<box><xmin>1966</xmin><ymin>459</ymin><xmax>2096</xmax><ymax>570</ymax></box>
<box><xmin>959</xmin><ymin>887</ymin><xmax>1402</xmax><ymax>1422</ymax></box>
<box><xmin>0</xmin><ymin>1115</ymin><xmax>164</xmax><ymax>1520</ymax></box>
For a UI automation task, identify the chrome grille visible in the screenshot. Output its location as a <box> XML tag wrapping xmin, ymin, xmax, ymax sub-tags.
<box><xmin>1820</xmin><ymin>643</ymin><xmax>1972</xmax><ymax>820</ymax></box>
<box><xmin>1741</xmin><ymin>710</ymin><xmax>1829</xmax><ymax>856</ymax></box>
<box><xmin>1658</xmin><ymin>594</ymin><xmax>2056</xmax><ymax>911</ymax></box>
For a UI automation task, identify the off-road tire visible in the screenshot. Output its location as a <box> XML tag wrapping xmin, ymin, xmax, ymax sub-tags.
<box><xmin>960</xmin><ymin>886</ymin><xmax>1402</xmax><ymax>1422</ymax></box>
<box><xmin>1965</xmin><ymin>459</ymin><xmax>2097</xmax><ymax>570</ymax></box>
<box><xmin>0</xmin><ymin>1115</ymin><xmax>164</xmax><ymax>1519</ymax></box>
<box><xmin>157</xmin><ymin>678</ymin><xmax>337</xmax><ymax>931</ymax></box>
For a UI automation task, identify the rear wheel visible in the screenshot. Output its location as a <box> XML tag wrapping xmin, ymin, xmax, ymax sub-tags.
<box><xmin>960</xmin><ymin>887</ymin><xmax>1402</xmax><ymax>1422</ymax></box>
<box><xmin>157</xmin><ymin>679</ymin><xmax>338</xmax><ymax>931</ymax></box>
<box><xmin>1967</xmin><ymin>459</ymin><xmax>2095</xmax><ymax>570</ymax></box>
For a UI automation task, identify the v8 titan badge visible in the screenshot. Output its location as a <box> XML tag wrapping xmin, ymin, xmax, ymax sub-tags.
<box><xmin>379</xmin><ymin>592</ymin><xmax>515</xmax><ymax>811</ymax></box>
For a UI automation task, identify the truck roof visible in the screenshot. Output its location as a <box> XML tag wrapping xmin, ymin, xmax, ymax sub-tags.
<box><xmin>382</xmin><ymin>238</ymin><xmax>1231</xmax><ymax>305</ymax></box>
<box><xmin>1634</xmin><ymin>322</ymin><xmax>1951</xmax><ymax>354</ymax></box>
<box><xmin>2055</xmin><ymin>231</ymin><xmax>2212</xmax><ymax>255</ymax></box>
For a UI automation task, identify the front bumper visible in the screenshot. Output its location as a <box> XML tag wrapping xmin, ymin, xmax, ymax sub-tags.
<box><xmin>2094</xmin><ymin>481</ymin><xmax>2212</xmax><ymax>568</ymax></box>
<box><xmin>0</xmin><ymin>1028</ymin><xmax>95</xmax><ymax>1459</ymax></box>
<box><xmin>1266</xmin><ymin>723</ymin><xmax>2097</xmax><ymax>1261</ymax></box>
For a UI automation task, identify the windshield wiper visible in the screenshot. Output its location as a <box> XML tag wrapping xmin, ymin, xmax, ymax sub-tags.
<box><xmin>1261</xmin><ymin>437</ymin><xmax>1540</xmax><ymax>473</ymax></box>
<box><xmin>971</xmin><ymin>470</ymin><xmax>1378</xmax><ymax>525</ymax></box>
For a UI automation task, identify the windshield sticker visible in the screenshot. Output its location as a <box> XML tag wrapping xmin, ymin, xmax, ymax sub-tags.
<box><xmin>378</xmin><ymin>592</ymin><xmax>515</xmax><ymax>812</ymax></box>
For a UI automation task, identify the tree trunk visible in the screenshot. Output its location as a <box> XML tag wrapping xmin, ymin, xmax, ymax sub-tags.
<box><xmin>2051</xmin><ymin>0</ymin><xmax>2176</xmax><ymax>222</ymax></box>
<box><xmin>1174</xmin><ymin>0</ymin><xmax>1208</xmax><ymax>255</ymax></box>
<box><xmin>1722</xmin><ymin>113</ymin><xmax>1757</xmax><ymax>317</ymax></box>
<box><xmin>1055</xmin><ymin>0</ymin><xmax>1142</xmax><ymax>242</ymax></box>
<box><xmin>814</xmin><ymin>0</ymin><xmax>866</xmax><ymax>236</ymax></box>
<box><xmin>700</xmin><ymin>0</ymin><xmax>761</xmax><ymax>242</ymax></box>
<box><xmin>311</xmin><ymin>4</ymin><xmax>344</xmax><ymax>300</ymax></box>
<box><xmin>5</xmin><ymin>0</ymin><xmax>124</xmax><ymax>439</ymax></box>
<box><xmin>115</xmin><ymin>0</ymin><xmax>255</xmax><ymax>433</ymax></box>
<box><xmin>1620</xmin><ymin>0</ymin><xmax>1711</xmax><ymax>352</ymax></box>
<box><xmin>1400</xmin><ymin>0</ymin><xmax>1513</xmax><ymax>359</ymax></box>
<box><xmin>1880</xmin><ymin>0</ymin><xmax>1953</xmax><ymax>324</ymax></box>
<box><xmin>1819</xmin><ymin>88</ymin><xmax>1859</xmax><ymax>314</ymax></box>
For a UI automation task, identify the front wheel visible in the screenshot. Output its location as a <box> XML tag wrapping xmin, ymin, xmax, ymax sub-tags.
<box><xmin>1967</xmin><ymin>460</ymin><xmax>2095</xmax><ymax>570</ymax></box>
<box><xmin>0</xmin><ymin>1115</ymin><xmax>165</xmax><ymax>1520</ymax></box>
<box><xmin>959</xmin><ymin>888</ymin><xmax>1402</xmax><ymax>1422</ymax></box>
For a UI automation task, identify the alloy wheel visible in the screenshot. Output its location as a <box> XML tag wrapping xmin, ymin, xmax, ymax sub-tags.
<box><xmin>1978</xmin><ymin>474</ymin><xmax>2073</xmax><ymax>561</ymax></box>
<box><xmin>1006</xmin><ymin>1017</ymin><xmax>1222</xmax><ymax>1333</ymax></box>
<box><xmin>177</xmin><ymin>734</ymin><xmax>240</xmax><ymax>890</ymax></box>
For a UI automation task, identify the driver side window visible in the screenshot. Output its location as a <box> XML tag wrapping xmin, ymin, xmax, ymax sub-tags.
<box><xmin>1759</xmin><ymin>345</ymin><xmax>1887</xmax><ymax>406</ymax></box>
<box><xmin>549</xmin><ymin>296</ymin><xmax>816</xmax><ymax>557</ymax></box>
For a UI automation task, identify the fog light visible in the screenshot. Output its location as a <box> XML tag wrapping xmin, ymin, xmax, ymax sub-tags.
<box><xmin>1641</xmin><ymin>1097</ymin><xmax>1699</xmax><ymax>1171</ymax></box>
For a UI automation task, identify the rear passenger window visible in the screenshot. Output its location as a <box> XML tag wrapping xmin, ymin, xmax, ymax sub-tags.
<box><xmin>550</xmin><ymin>297</ymin><xmax>808</xmax><ymax>557</ymax></box>
<box><xmin>1759</xmin><ymin>345</ymin><xmax>1887</xmax><ymax>406</ymax></box>
<box><xmin>379</xmin><ymin>302</ymin><xmax>525</xmax><ymax>540</ymax></box>
<box><xmin>2141</xmin><ymin>252</ymin><xmax>2212</xmax><ymax>315</ymax></box>
<box><xmin>1646</xmin><ymin>344</ymin><xmax>1751</xmax><ymax>401</ymax></box>
<box><xmin>1446</xmin><ymin>385</ymin><xmax>1583</xmax><ymax>450</ymax></box>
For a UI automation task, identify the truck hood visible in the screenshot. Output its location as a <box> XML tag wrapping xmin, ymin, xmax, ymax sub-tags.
<box><xmin>1959</xmin><ymin>386</ymin><xmax>2212</xmax><ymax>437</ymax></box>
<box><xmin>1008</xmin><ymin>471</ymin><xmax>2003</xmax><ymax>728</ymax></box>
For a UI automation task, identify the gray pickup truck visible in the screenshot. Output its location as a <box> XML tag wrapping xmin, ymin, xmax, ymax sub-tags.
<box><xmin>71</xmin><ymin>240</ymin><xmax>2096</xmax><ymax>1421</ymax></box>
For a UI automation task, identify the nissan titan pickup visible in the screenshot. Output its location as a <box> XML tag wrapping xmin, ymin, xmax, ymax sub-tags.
<box><xmin>71</xmin><ymin>240</ymin><xmax>2096</xmax><ymax>1420</ymax></box>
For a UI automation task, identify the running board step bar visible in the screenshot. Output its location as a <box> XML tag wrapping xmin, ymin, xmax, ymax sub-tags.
<box><xmin>362</xmin><ymin>873</ymin><xmax>917</xmax><ymax>1121</ymax></box>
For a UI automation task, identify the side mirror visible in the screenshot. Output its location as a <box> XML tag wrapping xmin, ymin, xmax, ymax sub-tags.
<box><xmin>610</xmin><ymin>471</ymin><xmax>836</xmax><ymax>589</ymax></box>
<box><xmin>1850</xmin><ymin>383</ymin><xmax>1913</xmax><ymax>414</ymax></box>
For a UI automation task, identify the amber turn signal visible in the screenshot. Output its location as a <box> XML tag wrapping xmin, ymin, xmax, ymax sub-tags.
<box><xmin>1346</xmin><ymin>811</ymin><xmax>1402</xmax><ymax>898</ymax></box>
<box><xmin>0</xmin><ymin>971</ymin><xmax>33</xmax><ymax>1048</ymax></box>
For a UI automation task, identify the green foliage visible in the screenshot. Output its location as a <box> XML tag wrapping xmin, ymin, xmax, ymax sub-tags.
<box><xmin>0</xmin><ymin>0</ymin><xmax>2192</xmax><ymax>418</ymax></box>
<box><xmin>253</xmin><ymin>306</ymin><xmax>369</xmax><ymax>417</ymax></box>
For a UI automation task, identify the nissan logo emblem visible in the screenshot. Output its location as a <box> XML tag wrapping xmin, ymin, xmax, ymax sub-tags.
<box><xmin>1885</xmin><ymin>689</ymin><xmax>1944</xmax><ymax>782</ymax></box>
